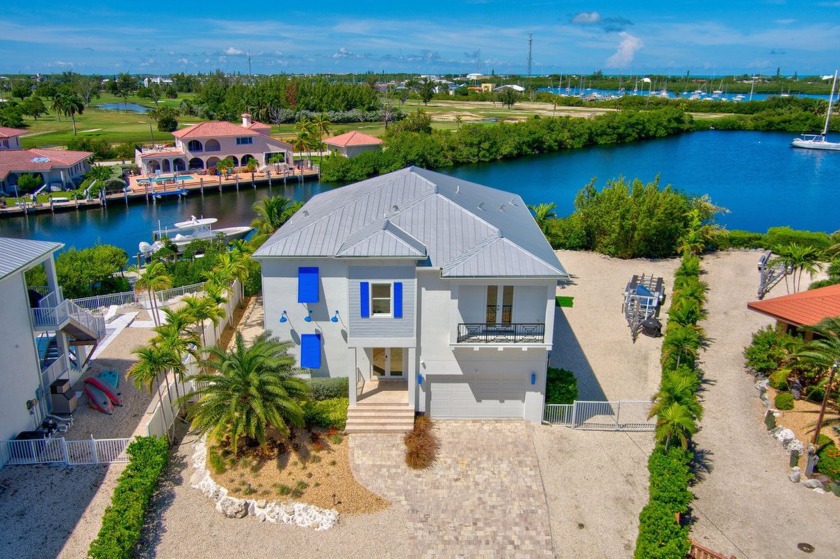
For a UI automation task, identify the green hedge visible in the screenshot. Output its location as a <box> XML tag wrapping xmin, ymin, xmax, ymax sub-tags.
<box><xmin>303</xmin><ymin>398</ymin><xmax>349</xmax><ymax>430</ymax></box>
<box><xmin>545</xmin><ymin>367</ymin><xmax>578</xmax><ymax>404</ymax></box>
<box><xmin>817</xmin><ymin>439</ymin><xmax>840</xmax><ymax>481</ymax></box>
<box><xmin>88</xmin><ymin>437</ymin><xmax>169</xmax><ymax>559</ymax></box>
<box><xmin>306</xmin><ymin>377</ymin><xmax>349</xmax><ymax>401</ymax></box>
<box><xmin>635</xmin><ymin>500</ymin><xmax>691</xmax><ymax>559</ymax></box>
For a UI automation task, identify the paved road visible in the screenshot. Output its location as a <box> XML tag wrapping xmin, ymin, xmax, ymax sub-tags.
<box><xmin>690</xmin><ymin>251</ymin><xmax>839</xmax><ymax>559</ymax></box>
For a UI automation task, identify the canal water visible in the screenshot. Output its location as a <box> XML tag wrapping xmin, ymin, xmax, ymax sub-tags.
<box><xmin>1</xmin><ymin>130</ymin><xmax>838</xmax><ymax>256</ymax></box>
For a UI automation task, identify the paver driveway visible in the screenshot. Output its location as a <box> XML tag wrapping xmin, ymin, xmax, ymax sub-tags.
<box><xmin>350</xmin><ymin>421</ymin><xmax>554</xmax><ymax>558</ymax></box>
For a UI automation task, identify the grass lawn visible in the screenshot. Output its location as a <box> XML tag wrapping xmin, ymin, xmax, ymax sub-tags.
<box><xmin>208</xmin><ymin>426</ymin><xmax>388</xmax><ymax>514</ymax></box>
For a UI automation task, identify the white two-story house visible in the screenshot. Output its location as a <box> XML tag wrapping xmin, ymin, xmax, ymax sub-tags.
<box><xmin>134</xmin><ymin>114</ymin><xmax>293</xmax><ymax>175</ymax></box>
<box><xmin>0</xmin><ymin>238</ymin><xmax>105</xmax><ymax>444</ymax></box>
<box><xmin>254</xmin><ymin>167</ymin><xmax>568</xmax><ymax>430</ymax></box>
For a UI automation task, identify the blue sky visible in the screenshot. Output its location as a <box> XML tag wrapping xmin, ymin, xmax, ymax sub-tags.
<box><xmin>1</xmin><ymin>1</ymin><xmax>838</xmax><ymax>76</ymax></box>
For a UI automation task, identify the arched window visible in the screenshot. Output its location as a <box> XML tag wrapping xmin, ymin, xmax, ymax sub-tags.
<box><xmin>187</xmin><ymin>140</ymin><xmax>203</xmax><ymax>152</ymax></box>
<box><xmin>205</xmin><ymin>139</ymin><xmax>221</xmax><ymax>152</ymax></box>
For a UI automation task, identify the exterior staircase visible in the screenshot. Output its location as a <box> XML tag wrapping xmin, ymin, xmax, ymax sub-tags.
<box><xmin>345</xmin><ymin>380</ymin><xmax>414</xmax><ymax>434</ymax></box>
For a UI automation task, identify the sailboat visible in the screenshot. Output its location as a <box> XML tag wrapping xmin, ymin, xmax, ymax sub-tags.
<box><xmin>792</xmin><ymin>70</ymin><xmax>840</xmax><ymax>151</ymax></box>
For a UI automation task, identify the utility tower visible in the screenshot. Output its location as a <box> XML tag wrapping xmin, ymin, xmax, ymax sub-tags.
<box><xmin>527</xmin><ymin>33</ymin><xmax>533</xmax><ymax>77</ymax></box>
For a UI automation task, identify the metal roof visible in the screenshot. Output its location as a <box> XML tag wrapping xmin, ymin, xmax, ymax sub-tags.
<box><xmin>254</xmin><ymin>167</ymin><xmax>567</xmax><ymax>278</ymax></box>
<box><xmin>0</xmin><ymin>237</ymin><xmax>63</xmax><ymax>281</ymax></box>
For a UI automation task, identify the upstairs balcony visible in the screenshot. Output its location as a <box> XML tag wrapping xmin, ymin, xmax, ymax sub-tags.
<box><xmin>31</xmin><ymin>290</ymin><xmax>106</xmax><ymax>343</ymax></box>
<box><xmin>456</xmin><ymin>322</ymin><xmax>545</xmax><ymax>344</ymax></box>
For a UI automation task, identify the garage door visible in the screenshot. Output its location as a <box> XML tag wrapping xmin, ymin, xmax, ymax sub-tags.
<box><xmin>428</xmin><ymin>374</ymin><xmax>525</xmax><ymax>419</ymax></box>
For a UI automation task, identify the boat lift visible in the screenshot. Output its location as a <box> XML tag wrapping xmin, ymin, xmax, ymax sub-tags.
<box><xmin>757</xmin><ymin>251</ymin><xmax>790</xmax><ymax>300</ymax></box>
<box><xmin>623</xmin><ymin>274</ymin><xmax>666</xmax><ymax>342</ymax></box>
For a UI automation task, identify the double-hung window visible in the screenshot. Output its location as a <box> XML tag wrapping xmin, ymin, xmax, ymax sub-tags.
<box><xmin>236</xmin><ymin>137</ymin><xmax>253</xmax><ymax>145</ymax></box>
<box><xmin>371</xmin><ymin>283</ymin><xmax>392</xmax><ymax>316</ymax></box>
<box><xmin>360</xmin><ymin>281</ymin><xmax>403</xmax><ymax>318</ymax></box>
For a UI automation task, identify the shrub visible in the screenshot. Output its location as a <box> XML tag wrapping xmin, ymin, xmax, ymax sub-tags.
<box><xmin>306</xmin><ymin>377</ymin><xmax>349</xmax><ymax>400</ymax></box>
<box><xmin>545</xmin><ymin>367</ymin><xmax>578</xmax><ymax>404</ymax></box>
<box><xmin>805</xmin><ymin>386</ymin><xmax>825</xmax><ymax>403</ymax></box>
<box><xmin>88</xmin><ymin>437</ymin><xmax>169</xmax><ymax>559</ymax></box>
<box><xmin>817</xmin><ymin>440</ymin><xmax>840</xmax><ymax>481</ymax></box>
<box><xmin>634</xmin><ymin>500</ymin><xmax>691</xmax><ymax>559</ymax></box>
<box><xmin>764</xmin><ymin>226</ymin><xmax>831</xmax><ymax>252</ymax></box>
<box><xmin>207</xmin><ymin>448</ymin><xmax>227</xmax><ymax>474</ymax></box>
<box><xmin>303</xmin><ymin>398</ymin><xmax>348</xmax><ymax>430</ymax></box>
<box><xmin>774</xmin><ymin>392</ymin><xmax>795</xmax><ymax>410</ymax></box>
<box><xmin>716</xmin><ymin>229</ymin><xmax>765</xmax><ymax>249</ymax></box>
<box><xmin>16</xmin><ymin>173</ymin><xmax>43</xmax><ymax>193</ymax></box>
<box><xmin>405</xmin><ymin>416</ymin><xmax>438</xmax><ymax>469</ymax></box>
<box><xmin>647</xmin><ymin>446</ymin><xmax>694</xmax><ymax>513</ymax></box>
<box><xmin>744</xmin><ymin>325</ymin><xmax>800</xmax><ymax>378</ymax></box>
<box><xmin>768</xmin><ymin>369</ymin><xmax>790</xmax><ymax>391</ymax></box>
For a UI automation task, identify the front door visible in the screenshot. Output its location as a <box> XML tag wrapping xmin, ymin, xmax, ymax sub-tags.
<box><xmin>372</xmin><ymin>348</ymin><xmax>404</xmax><ymax>378</ymax></box>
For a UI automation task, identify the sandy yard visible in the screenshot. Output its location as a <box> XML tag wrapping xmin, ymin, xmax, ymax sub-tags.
<box><xmin>6</xmin><ymin>250</ymin><xmax>837</xmax><ymax>559</ymax></box>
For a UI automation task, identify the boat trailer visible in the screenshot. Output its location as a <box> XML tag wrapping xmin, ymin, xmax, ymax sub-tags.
<box><xmin>757</xmin><ymin>251</ymin><xmax>789</xmax><ymax>300</ymax></box>
<box><xmin>623</xmin><ymin>274</ymin><xmax>666</xmax><ymax>342</ymax></box>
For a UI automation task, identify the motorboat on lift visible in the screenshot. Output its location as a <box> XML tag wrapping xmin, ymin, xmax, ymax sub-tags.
<box><xmin>139</xmin><ymin>215</ymin><xmax>252</xmax><ymax>257</ymax></box>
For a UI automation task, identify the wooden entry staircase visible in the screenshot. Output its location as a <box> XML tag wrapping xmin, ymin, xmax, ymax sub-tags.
<box><xmin>345</xmin><ymin>380</ymin><xmax>414</xmax><ymax>434</ymax></box>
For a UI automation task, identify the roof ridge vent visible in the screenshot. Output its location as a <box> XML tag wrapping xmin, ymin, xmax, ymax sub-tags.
<box><xmin>392</xmin><ymin>204</ymin><xmax>399</xmax><ymax>212</ymax></box>
<box><xmin>509</xmin><ymin>197</ymin><xmax>518</xmax><ymax>206</ymax></box>
<box><xmin>455</xmin><ymin>184</ymin><xmax>460</xmax><ymax>194</ymax></box>
<box><xmin>498</xmin><ymin>204</ymin><xmax>505</xmax><ymax>212</ymax></box>
<box><xmin>477</xmin><ymin>202</ymin><xmax>485</xmax><ymax>211</ymax></box>
<box><xmin>302</xmin><ymin>210</ymin><xmax>309</xmax><ymax>217</ymax></box>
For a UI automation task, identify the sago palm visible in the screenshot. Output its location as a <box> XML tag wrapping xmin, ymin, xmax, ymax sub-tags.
<box><xmin>215</xmin><ymin>251</ymin><xmax>251</xmax><ymax>308</ymax></box>
<box><xmin>128</xmin><ymin>343</ymin><xmax>183</xmax><ymax>438</ymax></box>
<box><xmin>649</xmin><ymin>371</ymin><xmax>703</xmax><ymax>422</ymax></box>
<box><xmin>528</xmin><ymin>202</ymin><xmax>558</xmax><ymax>235</ymax></box>
<box><xmin>186</xmin><ymin>332</ymin><xmax>310</xmax><ymax>455</ymax></box>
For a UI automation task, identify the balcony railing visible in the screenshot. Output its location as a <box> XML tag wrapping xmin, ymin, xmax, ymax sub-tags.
<box><xmin>31</xmin><ymin>293</ymin><xmax>106</xmax><ymax>339</ymax></box>
<box><xmin>457</xmin><ymin>323</ymin><xmax>545</xmax><ymax>344</ymax></box>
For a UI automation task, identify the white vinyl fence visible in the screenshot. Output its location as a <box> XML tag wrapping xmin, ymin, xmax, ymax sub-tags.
<box><xmin>544</xmin><ymin>400</ymin><xmax>655</xmax><ymax>432</ymax></box>
<box><xmin>0</xmin><ymin>436</ymin><xmax>130</xmax><ymax>468</ymax></box>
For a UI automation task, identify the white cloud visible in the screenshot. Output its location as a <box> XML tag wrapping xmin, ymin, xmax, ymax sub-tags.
<box><xmin>571</xmin><ymin>12</ymin><xmax>601</xmax><ymax>25</ymax></box>
<box><xmin>605</xmin><ymin>32</ymin><xmax>643</xmax><ymax>67</ymax></box>
<box><xmin>177</xmin><ymin>58</ymin><xmax>190</xmax><ymax>64</ymax></box>
<box><xmin>224</xmin><ymin>47</ymin><xmax>244</xmax><ymax>55</ymax></box>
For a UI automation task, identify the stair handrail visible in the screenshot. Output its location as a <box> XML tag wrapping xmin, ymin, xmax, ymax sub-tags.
<box><xmin>55</xmin><ymin>298</ymin><xmax>106</xmax><ymax>339</ymax></box>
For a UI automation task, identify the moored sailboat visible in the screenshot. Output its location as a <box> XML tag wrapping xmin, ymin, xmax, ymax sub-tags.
<box><xmin>792</xmin><ymin>70</ymin><xmax>840</xmax><ymax>151</ymax></box>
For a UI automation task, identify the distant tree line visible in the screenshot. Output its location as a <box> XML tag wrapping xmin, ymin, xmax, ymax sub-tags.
<box><xmin>321</xmin><ymin>107</ymin><xmax>694</xmax><ymax>183</ymax></box>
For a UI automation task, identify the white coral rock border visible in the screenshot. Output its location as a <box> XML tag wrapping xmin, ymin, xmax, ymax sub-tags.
<box><xmin>190</xmin><ymin>435</ymin><xmax>339</xmax><ymax>530</ymax></box>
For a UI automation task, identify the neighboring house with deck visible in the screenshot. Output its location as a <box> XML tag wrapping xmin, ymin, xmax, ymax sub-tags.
<box><xmin>253</xmin><ymin>167</ymin><xmax>567</xmax><ymax>432</ymax></box>
<box><xmin>0</xmin><ymin>127</ymin><xmax>92</xmax><ymax>194</ymax></box>
<box><xmin>0</xmin><ymin>238</ymin><xmax>105</xmax><ymax>442</ymax></box>
<box><xmin>322</xmin><ymin>131</ymin><xmax>383</xmax><ymax>158</ymax></box>
<box><xmin>134</xmin><ymin>113</ymin><xmax>293</xmax><ymax>175</ymax></box>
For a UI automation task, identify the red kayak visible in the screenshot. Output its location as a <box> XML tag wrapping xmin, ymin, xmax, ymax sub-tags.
<box><xmin>84</xmin><ymin>381</ymin><xmax>114</xmax><ymax>414</ymax></box>
<box><xmin>85</xmin><ymin>376</ymin><xmax>122</xmax><ymax>406</ymax></box>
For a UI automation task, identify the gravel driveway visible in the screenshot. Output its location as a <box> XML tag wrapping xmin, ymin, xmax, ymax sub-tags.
<box><xmin>690</xmin><ymin>251</ymin><xmax>840</xmax><ymax>559</ymax></box>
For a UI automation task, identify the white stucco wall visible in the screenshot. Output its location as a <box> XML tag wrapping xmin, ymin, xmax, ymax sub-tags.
<box><xmin>0</xmin><ymin>273</ymin><xmax>44</xmax><ymax>441</ymax></box>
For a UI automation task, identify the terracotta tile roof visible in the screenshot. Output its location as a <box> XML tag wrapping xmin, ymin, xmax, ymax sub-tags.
<box><xmin>747</xmin><ymin>284</ymin><xmax>840</xmax><ymax>327</ymax></box>
<box><xmin>0</xmin><ymin>148</ymin><xmax>91</xmax><ymax>181</ymax></box>
<box><xmin>0</xmin><ymin>126</ymin><xmax>26</xmax><ymax>139</ymax></box>
<box><xmin>138</xmin><ymin>149</ymin><xmax>187</xmax><ymax>158</ymax></box>
<box><xmin>172</xmin><ymin>121</ymin><xmax>260</xmax><ymax>139</ymax></box>
<box><xmin>323</xmin><ymin>131</ymin><xmax>383</xmax><ymax>147</ymax></box>
<box><xmin>248</xmin><ymin>122</ymin><xmax>271</xmax><ymax>133</ymax></box>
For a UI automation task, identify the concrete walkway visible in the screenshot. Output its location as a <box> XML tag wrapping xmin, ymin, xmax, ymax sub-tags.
<box><xmin>691</xmin><ymin>251</ymin><xmax>840</xmax><ymax>559</ymax></box>
<box><xmin>350</xmin><ymin>421</ymin><xmax>554</xmax><ymax>558</ymax></box>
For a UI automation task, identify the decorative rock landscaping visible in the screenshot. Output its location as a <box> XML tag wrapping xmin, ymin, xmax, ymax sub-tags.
<box><xmin>189</xmin><ymin>436</ymin><xmax>339</xmax><ymax>530</ymax></box>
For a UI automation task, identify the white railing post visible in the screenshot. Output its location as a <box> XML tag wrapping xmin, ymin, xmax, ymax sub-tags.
<box><xmin>90</xmin><ymin>435</ymin><xmax>98</xmax><ymax>464</ymax></box>
<box><xmin>571</xmin><ymin>401</ymin><xmax>578</xmax><ymax>428</ymax></box>
<box><xmin>61</xmin><ymin>437</ymin><xmax>69</xmax><ymax>464</ymax></box>
<box><xmin>615</xmin><ymin>401</ymin><xmax>621</xmax><ymax>428</ymax></box>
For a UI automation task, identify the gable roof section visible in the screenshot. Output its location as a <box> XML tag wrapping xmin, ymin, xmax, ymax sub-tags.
<box><xmin>255</xmin><ymin>167</ymin><xmax>567</xmax><ymax>278</ymax></box>
<box><xmin>747</xmin><ymin>284</ymin><xmax>840</xmax><ymax>327</ymax></box>
<box><xmin>0</xmin><ymin>126</ymin><xmax>26</xmax><ymax>139</ymax></box>
<box><xmin>323</xmin><ymin>131</ymin><xmax>383</xmax><ymax>147</ymax></box>
<box><xmin>337</xmin><ymin>220</ymin><xmax>427</xmax><ymax>258</ymax></box>
<box><xmin>173</xmin><ymin>121</ymin><xmax>260</xmax><ymax>139</ymax></box>
<box><xmin>0</xmin><ymin>237</ymin><xmax>63</xmax><ymax>281</ymax></box>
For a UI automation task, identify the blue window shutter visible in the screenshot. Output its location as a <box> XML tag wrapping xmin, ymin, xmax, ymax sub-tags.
<box><xmin>394</xmin><ymin>282</ymin><xmax>403</xmax><ymax>318</ymax></box>
<box><xmin>360</xmin><ymin>282</ymin><xmax>370</xmax><ymax>318</ymax></box>
<box><xmin>300</xmin><ymin>333</ymin><xmax>321</xmax><ymax>369</ymax></box>
<box><xmin>298</xmin><ymin>267</ymin><xmax>319</xmax><ymax>303</ymax></box>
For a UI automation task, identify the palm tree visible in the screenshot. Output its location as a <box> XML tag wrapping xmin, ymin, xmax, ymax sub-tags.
<box><xmin>245</xmin><ymin>157</ymin><xmax>259</xmax><ymax>182</ymax></box>
<box><xmin>251</xmin><ymin>195</ymin><xmax>293</xmax><ymax>237</ymax></box>
<box><xmin>128</xmin><ymin>343</ymin><xmax>182</xmax><ymax>440</ymax></box>
<box><xmin>215</xmin><ymin>252</ymin><xmax>250</xmax><ymax>308</ymax></box>
<box><xmin>661</xmin><ymin>324</ymin><xmax>704</xmax><ymax>369</ymax></box>
<box><xmin>132</xmin><ymin>261</ymin><xmax>172</xmax><ymax>327</ymax></box>
<box><xmin>655</xmin><ymin>402</ymin><xmax>698</xmax><ymax>451</ymax></box>
<box><xmin>202</xmin><ymin>277</ymin><xmax>230</xmax><ymax>342</ymax></box>
<box><xmin>528</xmin><ymin>202</ymin><xmax>558</xmax><ymax>235</ymax></box>
<box><xmin>181</xmin><ymin>295</ymin><xmax>220</xmax><ymax>347</ymax></box>
<box><xmin>795</xmin><ymin>317</ymin><xmax>840</xmax><ymax>445</ymax></box>
<box><xmin>770</xmin><ymin>243</ymin><xmax>823</xmax><ymax>293</ymax></box>
<box><xmin>185</xmin><ymin>332</ymin><xmax>310</xmax><ymax>456</ymax></box>
<box><xmin>649</xmin><ymin>370</ymin><xmax>703</xmax><ymax>422</ymax></box>
<box><xmin>52</xmin><ymin>91</ymin><xmax>85</xmax><ymax>135</ymax></box>
<box><xmin>310</xmin><ymin>113</ymin><xmax>331</xmax><ymax>166</ymax></box>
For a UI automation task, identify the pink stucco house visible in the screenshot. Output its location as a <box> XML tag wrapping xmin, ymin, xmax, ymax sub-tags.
<box><xmin>134</xmin><ymin>114</ymin><xmax>293</xmax><ymax>175</ymax></box>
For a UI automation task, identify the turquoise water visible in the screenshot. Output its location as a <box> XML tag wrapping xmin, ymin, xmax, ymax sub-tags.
<box><xmin>1</xmin><ymin>130</ymin><xmax>838</xmax><ymax>256</ymax></box>
<box><xmin>96</xmin><ymin>103</ymin><xmax>150</xmax><ymax>114</ymax></box>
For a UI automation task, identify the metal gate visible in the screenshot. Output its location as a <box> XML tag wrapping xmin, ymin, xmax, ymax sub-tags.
<box><xmin>543</xmin><ymin>400</ymin><xmax>655</xmax><ymax>431</ymax></box>
<box><xmin>0</xmin><ymin>437</ymin><xmax>130</xmax><ymax>468</ymax></box>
